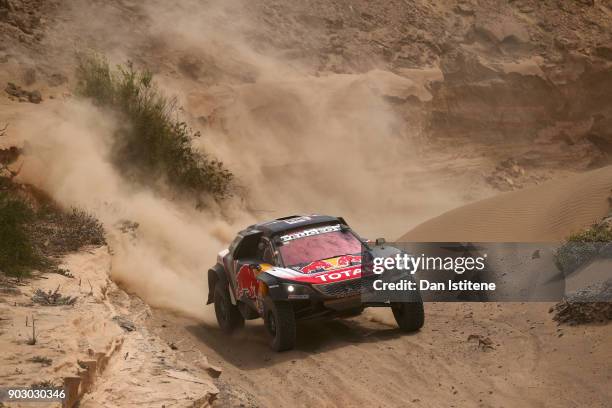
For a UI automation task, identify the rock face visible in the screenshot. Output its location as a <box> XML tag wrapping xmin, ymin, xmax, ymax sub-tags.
<box><xmin>551</xmin><ymin>279</ymin><xmax>612</xmax><ymax>325</ymax></box>
<box><xmin>0</xmin><ymin>248</ymin><xmax>219</xmax><ymax>408</ymax></box>
<box><xmin>0</xmin><ymin>0</ymin><xmax>45</xmax><ymax>44</ymax></box>
<box><xmin>2</xmin><ymin>1</ymin><xmax>610</xmax><ymax>186</ymax></box>
<box><xmin>243</xmin><ymin>0</ymin><xmax>612</xmax><ymax>179</ymax></box>
<box><xmin>5</xmin><ymin>82</ymin><xmax>42</xmax><ymax>103</ymax></box>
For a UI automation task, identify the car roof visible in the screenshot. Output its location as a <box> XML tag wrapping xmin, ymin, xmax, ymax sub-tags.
<box><xmin>242</xmin><ymin>214</ymin><xmax>346</xmax><ymax>237</ymax></box>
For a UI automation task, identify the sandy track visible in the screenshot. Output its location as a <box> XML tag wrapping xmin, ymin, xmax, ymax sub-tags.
<box><xmin>150</xmin><ymin>303</ymin><xmax>610</xmax><ymax>408</ymax></box>
<box><xmin>149</xmin><ymin>166</ymin><xmax>612</xmax><ymax>407</ymax></box>
<box><xmin>402</xmin><ymin>166</ymin><xmax>612</xmax><ymax>242</ymax></box>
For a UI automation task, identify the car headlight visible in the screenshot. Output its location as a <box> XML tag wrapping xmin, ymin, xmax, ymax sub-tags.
<box><xmin>281</xmin><ymin>283</ymin><xmax>311</xmax><ymax>299</ymax></box>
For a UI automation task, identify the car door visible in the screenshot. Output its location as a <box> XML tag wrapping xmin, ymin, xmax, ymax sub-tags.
<box><xmin>231</xmin><ymin>231</ymin><xmax>263</xmax><ymax>302</ymax></box>
<box><xmin>260</xmin><ymin>238</ymin><xmax>277</xmax><ymax>266</ymax></box>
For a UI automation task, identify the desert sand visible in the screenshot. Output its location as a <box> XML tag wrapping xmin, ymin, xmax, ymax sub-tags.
<box><xmin>0</xmin><ymin>248</ymin><xmax>219</xmax><ymax>407</ymax></box>
<box><xmin>152</xmin><ymin>301</ymin><xmax>611</xmax><ymax>408</ymax></box>
<box><xmin>151</xmin><ymin>169</ymin><xmax>612</xmax><ymax>407</ymax></box>
<box><xmin>1</xmin><ymin>1</ymin><xmax>611</xmax><ymax>407</ymax></box>
<box><xmin>402</xmin><ymin>166</ymin><xmax>612</xmax><ymax>242</ymax></box>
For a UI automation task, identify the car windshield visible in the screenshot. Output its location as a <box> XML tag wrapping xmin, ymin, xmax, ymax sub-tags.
<box><xmin>277</xmin><ymin>228</ymin><xmax>362</xmax><ymax>267</ymax></box>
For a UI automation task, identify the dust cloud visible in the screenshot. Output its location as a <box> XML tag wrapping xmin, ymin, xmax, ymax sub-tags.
<box><xmin>142</xmin><ymin>0</ymin><xmax>459</xmax><ymax>237</ymax></box>
<box><xmin>15</xmin><ymin>0</ymin><xmax>462</xmax><ymax>317</ymax></box>
<box><xmin>17</xmin><ymin>100</ymin><xmax>252</xmax><ymax>319</ymax></box>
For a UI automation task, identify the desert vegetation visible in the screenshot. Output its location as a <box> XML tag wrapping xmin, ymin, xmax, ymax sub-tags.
<box><xmin>75</xmin><ymin>53</ymin><xmax>234</xmax><ymax>205</ymax></box>
<box><xmin>0</xmin><ymin>176</ymin><xmax>106</xmax><ymax>278</ymax></box>
<box><xmin>0</xmin><ymin>192</ymin><xmax>106</xmax><ymax>278</ymax></box>
<box><xmin>0</xmin><ymin>192</ymin><xmax>44</xmax><ymax>277</ymax></box>
<box><xmin>567</xmin><ymin>221</ymin><xmax>612</xmax><ymax>243</ymax></box>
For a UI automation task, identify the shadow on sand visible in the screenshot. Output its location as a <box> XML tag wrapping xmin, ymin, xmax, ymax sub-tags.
<box><xmin>185</xmin><ymin>314</ymin><xmax>415</xmax><ymax>370</ymax></box>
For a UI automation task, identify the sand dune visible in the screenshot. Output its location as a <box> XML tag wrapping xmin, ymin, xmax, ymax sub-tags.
<box><xmin>401</xmin><ymin>166</ymin><xmax>612</xmax><ymax>242</ymax></box>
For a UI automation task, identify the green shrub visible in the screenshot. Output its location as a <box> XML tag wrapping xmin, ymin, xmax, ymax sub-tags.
<box><xmin>29</xmin><ymin>206</ymin><xmax>106</xmax><ymax>255</ymax></box>
<box><xmin>75</xmin><ymin>53</ymin><xmax>233</xmax><ymax>204</ymax></box>
<box><xmin>0</xmin><ymin>188</ymin><xmax>107</xmax><ymax>278</ymax></box>
<box><xmin>568</xmin><ymin>223</ymin><xmax>612</xmax><ymax>243</ymax></box>
<box><xmin>0</xmin><ymin>193</ymin><xmax>43</xmax><ymax>277</ymax></box>
<box><xmin>555</xmin><ymin>221</ymin><xmax>612</xmax><ymax>275</ymax></box>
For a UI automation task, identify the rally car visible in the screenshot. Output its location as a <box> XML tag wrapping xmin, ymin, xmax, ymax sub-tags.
<box><xmin>207</xmin><ymin>214</ymin><xmax>424</xmax><ymax>351</ymax></box>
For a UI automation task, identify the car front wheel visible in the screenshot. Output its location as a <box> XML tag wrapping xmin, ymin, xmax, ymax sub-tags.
<box><xmin>214</xmin><ymin>284</ymin><xmax>244</xmax><ymax>333</ymax></box>
<box><xmin>391</xmin><ymin>301</ymin><xmax>424</xmax><ymax>332</ymax></box>
<box><xmin>263</xmin><ymin>297</ymin><xmax>296</xmax><ymax>351</ymax></box>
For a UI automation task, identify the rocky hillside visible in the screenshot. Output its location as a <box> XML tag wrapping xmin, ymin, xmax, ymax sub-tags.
<box><xmin>244</xmin><ymin>0</ymin><xmax>612</xmax><ymax>173</ymax></box>
<box><xmin>2</xmin><ymin>1</ymin><xmax>611</xmax><ymax>193</ymax></box>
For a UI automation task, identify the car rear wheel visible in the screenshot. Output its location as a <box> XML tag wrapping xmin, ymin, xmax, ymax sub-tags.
<box><xmin>391</xmin><ymin>301</ymin><xmax>424</xmax><ymax>332</ymax></box>
<box><xmin>214</xmin><ymin>284</ymin><xmax>244</xmax><ymax>333</ymax></box>
<box><xmin>263</xmin><ymin>297</ymin><xmax>296</xmax><ymax>351</ymax></box>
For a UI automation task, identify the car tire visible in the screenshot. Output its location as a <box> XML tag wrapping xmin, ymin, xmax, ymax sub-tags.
<box><xmin>263</xmin><ymin>297</ymin><xmax>296</xmax><ymax>351</ymax></box>
<box><xmin>214</xmin><ymin>284</ymin><xmax>244</xmax><ymax>333</ymax></box>
<box><xmin>391</xmin><ymin>301</ymin><xmax>424</xmax><ymax>332</ymax></box>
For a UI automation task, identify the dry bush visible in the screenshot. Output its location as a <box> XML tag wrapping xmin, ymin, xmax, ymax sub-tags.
<box><xmin>28</xmin><ymin>356</ymin><xmax>53</xmax><ymax>366</ymax></box>
<box><xmin>555</xmin><ymin>219</ymin><xmax>612</xmax><ymax>275</ymax></box>
<box><xmin>0</xmin><ymin>192</ymin><xmax>45</xmax><ymax>278</ymax></box>
<box><xmin>32</xmin><ymin>286</ymin><xmax>77</xmax><ymax>306</ymax></box>
<box><xmin>76</xmin><ymin>53</ymin><xmax>234</xmax><ymax>205</ymax></box>
<box><xmin>28</xmin><ymin>206</ymin><xmax>106</xmax><ymax>256</ymax></box>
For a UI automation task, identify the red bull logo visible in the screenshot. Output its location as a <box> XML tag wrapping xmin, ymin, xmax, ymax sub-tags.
<box><xmin>337</xmin><ymin>255</ymin><xmax>361</xmax><ymax>266</ymax></box>
<box><xmin>301</xmin><ymin>255</ymin><xmax>361</xmax><ymax>273</ymax></box>
<box><xmin>235</xmin><ymin>264</ymin><xmax>258</xmax><ymax>299</ymax></box>
<box><xmin>301</xmin><ymin>260</ymin><xmax>335</xmax><ymax>273</ymax></box>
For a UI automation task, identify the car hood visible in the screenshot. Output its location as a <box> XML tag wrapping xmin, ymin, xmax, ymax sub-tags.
<box><xmin>261</xmin><ymin>255</ymin><xmax>362</xmax><ymax>284</ymax></box>
<box><xmin>294</xmin><ymin>254</ymin><xmax>362</xmax><ymax>273</ymax></box>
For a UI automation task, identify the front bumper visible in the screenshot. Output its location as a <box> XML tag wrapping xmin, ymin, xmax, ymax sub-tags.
<box><xmin>312</xmin><ymin>277</ymin><xmax>361</xmax><ymax>298</ymax></box>
<box><xmin>265</xmin><ymin>278</ymin><xmax>364</xmax><ymax>319</ymax></box>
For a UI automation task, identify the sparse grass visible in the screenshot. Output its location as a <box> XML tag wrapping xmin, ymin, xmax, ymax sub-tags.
<box><xmin>28</xmin><ymin>356</ymin><xmax>53</xmax><ymax>366</ymax></box>
<box><xmin>75</xmin><ymin>53</ymin><xmax>234</xmax><ymax>204</ymax></box>
<box><xmin>555</xmin><ymin>219</ymin><xmax>612</xmax><ymax>275</ymax></box>
<box><xmin>568</xmin><ymin>222</ymin><xmax>612</xmax><ymax>243</ymax></box>
<box><xmin>54</xmin><ymin>268</ymin><xmax>74</xmax><ymax>278</ymax></box>
<box><xmin>31</xmin><ymin>380</ymin><xmax>55</xmax><ymax>388</ymax></box>
<box><xmin>0</xmin><ymin>190</ymin><xmax>106</xmax><ymax>278</ymax></box>
<box><xmin>32</xmin><ymin>286</ymin><xmax>77</xmax><ymax>306</ymax></box>
<box><xmin>29</xmin><ymin>206</ymin><xmax>106</xmax><ymax>255</ymax></box>
<box><xmin>0</xmin><ymin>192</ymin><xmax>44</xmax><ymax>278</ymax></box>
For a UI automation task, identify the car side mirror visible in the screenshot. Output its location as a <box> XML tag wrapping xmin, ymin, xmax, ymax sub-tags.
<box><xmin>375</xmin><ymin>238</ymin><xmax>386</xmax><ymax>246</ymax></box>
